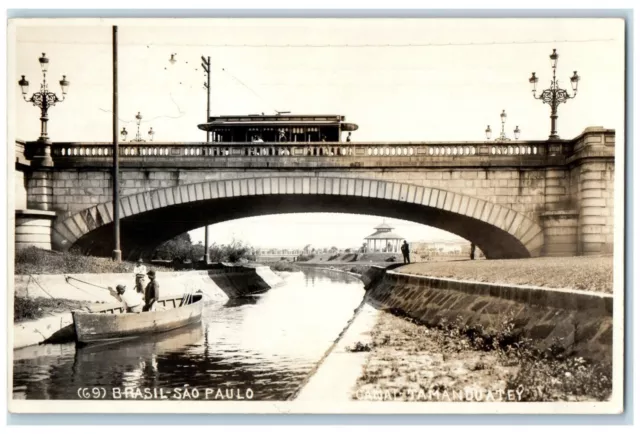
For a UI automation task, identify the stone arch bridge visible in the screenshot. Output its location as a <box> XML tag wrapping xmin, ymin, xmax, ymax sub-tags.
<box><xmin>14</xmin><ymin>127</ymin><xmax>615</xmax><ymax>260</ymax></box>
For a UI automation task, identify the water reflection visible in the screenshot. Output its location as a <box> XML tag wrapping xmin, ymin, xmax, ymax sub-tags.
<box><xmin>13</xmin><ymin>269</ymin><xmax>365</xmax><ymax>400</ymax></box>
<box><xmin>224</xmin><ymin>296</ymin><xmax>259</xmax><ymax>308</ymax></box>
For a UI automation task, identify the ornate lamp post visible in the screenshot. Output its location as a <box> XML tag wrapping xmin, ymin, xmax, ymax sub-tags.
<box><xmin>529</xmin><ymin>48</ymin><xmax>580</xmax><ymax>140</ymax></box>
<box><xmin>131</xmin><ymin>111</ymin><xmax>145</xmax><ymax>142</ymax></box>
<box><xmin>117</xmin><ymin>111</ymin><xmax>154</xmax><ymax>142</ymax></box>
<box><xmin>18</xmin><ymin>53</ymin><xmax>69</xmax><ymax>166</ymax></box>
<box><xmin>485</xmin><ymin>110</ymin><xmax>520</xmax><ymax>142</ymax></box>
<box><xmin>119</xmin><ymin>113</ymin><xmax>154</xmax><ymax>142</ymax></box>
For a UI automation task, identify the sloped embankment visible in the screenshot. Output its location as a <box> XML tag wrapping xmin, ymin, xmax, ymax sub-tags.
<box><xmin>361</xmin><ymin>266</ymin><xmax>613</xmax><ymax>363</ymax></box>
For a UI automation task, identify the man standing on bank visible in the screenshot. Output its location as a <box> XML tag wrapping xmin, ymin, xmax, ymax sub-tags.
<box><xmin>144</xmin><ymin>270</ymin><xmax>160</xmax><ymax>312</ymax></box>
<box><xmin>401</xmin><ymin>240</ymin><xmax>411</xmax><ymax>264</ymax></box>
<box><xmin>133</xmin><ymin>259</ymin><xmax>147</xmax><ymax>294</ymax></box>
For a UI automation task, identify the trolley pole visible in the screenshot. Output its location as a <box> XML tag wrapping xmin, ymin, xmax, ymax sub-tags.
<box><xmin>112</xmin><ymin>25</ymin><xmax>122</xmax><ymax>262</ymax></box>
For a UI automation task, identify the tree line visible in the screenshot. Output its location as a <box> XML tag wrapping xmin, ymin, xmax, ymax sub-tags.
<box><xmin>152</xmin><ymin>233</ymin><xmax>256</xmax><ymax>264</ymax></box>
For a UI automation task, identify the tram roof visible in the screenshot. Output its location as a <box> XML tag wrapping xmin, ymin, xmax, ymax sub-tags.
<box><xmin>197</xmin><ymin>114</ymin><xmax>359</xmax><ymax>131</ymax></box>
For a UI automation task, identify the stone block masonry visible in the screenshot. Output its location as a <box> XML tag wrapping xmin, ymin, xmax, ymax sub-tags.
<box><xmin>17</xmin><ymin>127</ymin><xmax>616</xmax><ymax>258</ymax></box>
<box><xmin>51</xmin><ymin>174</ymin><xmax>544</xmax><ymax>259</ymax></box>
<box><xmin>15</xmin><ymin>210</ymin><xmax>57</xmax><ymax>250</ymax></box>
<box><xmin>363</xmin><ymin>267</ymin><xmax>613</xmax><ymax>363</ymax></box>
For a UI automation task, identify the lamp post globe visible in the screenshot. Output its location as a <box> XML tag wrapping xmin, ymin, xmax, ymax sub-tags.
<box><xmin>38</xmin><ymin>53</ymin><xmax>49</xmax><ymax>73</ymax></box>
<box><xmin>549</xmin><ymin>48</ymin><xmax>559</xmax><ymax>69</ymax></box>
<box><xmin>485</xmin><ymin>125</ymin><xmax>492</xmax><ymax>140</ymax></box>
<box><xmin>59</xmin><ymin>75</ymin><xmax>70</xmax><ymax>95</ymax></box>
<box><xmin>529</xmin><ymin>72</ymin><xmax>538</xmax><ymax>93</ymax></box>
<box><xmin>570</xmin><ymin>71</ymin><xmax>580</xmax><ymax>92</ymax></box>
<box><xmin>18</xmin><ymin>75</ymin><xmax>29</xmax><ymax>96</ymax></box>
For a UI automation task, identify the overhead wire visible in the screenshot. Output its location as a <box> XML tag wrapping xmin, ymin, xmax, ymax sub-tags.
<box><xmin>217</xmin><ymin>64</ymin><xmax>280</xmax><ymax>114</ymax></box>
<box><xmin>98</xmin><ymin>92</ymin><xmax>186</xmax><ymax>124</ymax></box>
<box><xmin>20</xmin><ymin>36</ymin><xmax>615</xmax><ymax>133</ymax></box>
<box><xmin>17</xmin><ymin>38</ymin><xmax>617</xmax><ymax>48</ymax></box>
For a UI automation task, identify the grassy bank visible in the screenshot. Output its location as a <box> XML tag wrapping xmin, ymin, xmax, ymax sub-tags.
<box><xmin>269</xmin><ymin>262</ymin><xmax>301</xmax><ymax>272</ymax></box>
<box><xmin>338</xmin><ymin>264</ymin><xmax>374</xmax><ymax>275</ymax></box>
<box><xmin>353</xmin><ymin>310</ymin><xmax>612</xmax><ymax>402</ymax></box>
<box><xmin>15</xmin><ymin>247</ymin><xmax>172</xmax><ymax>275</ymax></box>
<box><xmin>14</xmin><ymin>296</ymin><xmax>89</xmax><ymax>322</ymax></box>
<box><xmin>397</xmin><ymin>256</ymin><xmax>614</xmax><ymax>293</ymax></box>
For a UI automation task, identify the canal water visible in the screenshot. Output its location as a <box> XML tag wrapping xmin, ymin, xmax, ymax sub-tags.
<box><xmin>12</xmin><ymin>269</ymin><xmax>366</xmax><ymax>400</ymax></box>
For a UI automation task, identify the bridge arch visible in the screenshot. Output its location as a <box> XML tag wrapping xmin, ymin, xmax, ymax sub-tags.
<box><xmin>52</xmin><ymin>176</ymin><xmax>544</xmax><ymax>260</ymax></box>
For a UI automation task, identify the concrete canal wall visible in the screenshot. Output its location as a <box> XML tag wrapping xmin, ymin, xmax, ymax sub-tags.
<box><xmin>13</xmin><ymin>265</ymin><xmax>283</xmax><ymax>349</ymax></box>
<box><xmin>362</xmin><ymin>266</ymin><xmax>613</xmax><ymax>362</ymax></box>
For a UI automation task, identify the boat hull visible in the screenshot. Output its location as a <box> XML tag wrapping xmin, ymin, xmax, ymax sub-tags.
<box><xmin>72</xmin><ymin>294</ymin><xmax>204</xmax><ymax>345</ymax></box>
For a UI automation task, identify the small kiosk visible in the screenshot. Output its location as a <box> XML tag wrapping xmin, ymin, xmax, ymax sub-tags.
<box><xmin>364</xmin><ymin>221</ymin><xmax>405</xmax><ymax>253</ymax></box>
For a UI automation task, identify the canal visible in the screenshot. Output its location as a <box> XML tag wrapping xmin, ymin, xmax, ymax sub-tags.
<box><xmin>12</xmin><ymin>268</ymin><xmax>366</xmax><ymax>400</ymax></box>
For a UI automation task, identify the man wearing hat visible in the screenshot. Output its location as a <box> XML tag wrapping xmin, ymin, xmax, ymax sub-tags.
<box><xmin>113</xmin><ymin>284</ymin><xmax>143</xmax><ymax>313</ymax></box>
<box><xmin>133</xmin><ymin>258</ymin><xmax>147</xmax><ymax>294</ymax></box>
<box><xmin>144</xmin><ymin>270</ymin><xmax>160</xmax><ymax>312</ymax></box>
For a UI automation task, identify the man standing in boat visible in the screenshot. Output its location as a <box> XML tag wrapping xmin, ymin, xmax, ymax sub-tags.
<box><xmin>133</xmin><ymin>258</ymin><xmax>147</xmax><ymax>294</ymax></box>
<box><xmin>113</xmin><ymin>284</ymin><xmax>144</xmax><ymax>313</ymax></box>
<box><xmin>144</xmin><ymin>270</ymin><xmax>160</xmax><ymax>312</ymax></box>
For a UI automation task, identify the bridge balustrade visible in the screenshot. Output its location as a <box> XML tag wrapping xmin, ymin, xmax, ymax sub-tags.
<box><xmin>50</xmin><ymin>142</ymin><xmax>548</xmax><ymax>160</ymax></box>
<box><xmin>490</xmin><ymin>145</ymin><xmax>540</xmax><ymax>156</ymax></box>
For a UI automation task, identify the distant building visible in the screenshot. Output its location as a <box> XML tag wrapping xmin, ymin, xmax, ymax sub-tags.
<box><xmin>364</xmin><ymin>221</ymin><xmax>404</xmax><ymax>253</ymax></box>
<box><xmin>254</xmin><ymin>247</ymin><xmax>302</xmax><ymax>262</ymax></box>
<box><xmin>411</xmin><ymin>240</ymin><xmax>484</xmax><ymax>259</ymax></box>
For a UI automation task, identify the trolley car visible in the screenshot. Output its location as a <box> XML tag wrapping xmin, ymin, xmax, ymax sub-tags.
<box><xmin>197</xmin><ymin>114</ymin><xmax>358</xmax><ymax>143</ymax></box>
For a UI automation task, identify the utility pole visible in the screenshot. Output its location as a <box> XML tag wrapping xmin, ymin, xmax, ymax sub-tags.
<box><xmin>201</xmin><ymin>55</ymin><xmax>211</xmax><ymax>264</ymax></box>
<box><xmin>201</xmin><ymin>56</ymin><xmax>211</xmax><ymax>142</ymax></box>
<box><xmin>112</xmin><ymin>25</ymin><xmax>121</xmax><ymax>262</ymax></box>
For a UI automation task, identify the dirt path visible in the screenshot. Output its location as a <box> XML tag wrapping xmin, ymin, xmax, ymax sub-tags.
<box><xmin>397</xmin><ymin>256</ymin><xmax>613</xmax><ymax>293</ymax></box>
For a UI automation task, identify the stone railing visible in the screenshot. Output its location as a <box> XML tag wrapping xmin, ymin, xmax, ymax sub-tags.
<box><xmin>49</xmin><ymin>141</ymin><xmax>552</xmax><ymax>159</ymax></box>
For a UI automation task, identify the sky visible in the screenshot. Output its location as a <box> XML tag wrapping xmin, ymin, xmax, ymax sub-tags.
<box><xmin>9</xmin><ymin>18</ymin><xmax>625</xmax><ymax>249</ymax></box>
<box><xmin>189</xmin><ymin>213</ymin><xmax>462</xmax><ymax>249</ymax></box>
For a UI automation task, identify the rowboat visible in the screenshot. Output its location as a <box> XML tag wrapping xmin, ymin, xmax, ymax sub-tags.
<box><xmin>72</xmin><ymin>293</ymin><xmax>204</xmax><ymax>345</ymax></box>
